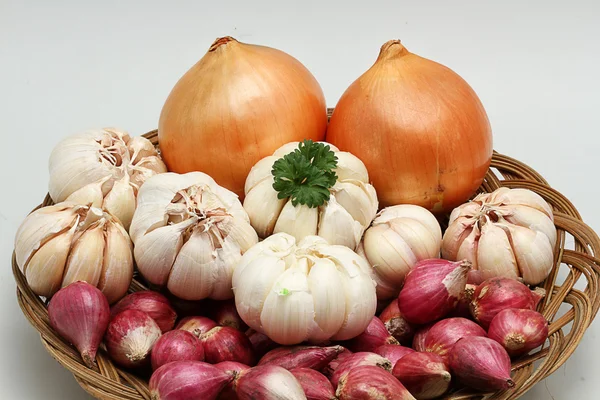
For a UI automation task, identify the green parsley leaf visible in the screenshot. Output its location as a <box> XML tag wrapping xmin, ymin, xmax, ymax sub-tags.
<box><xmin>271</xmin><ymin>140</ymin><xmax>338</xmax><ymax>208</ymax></box>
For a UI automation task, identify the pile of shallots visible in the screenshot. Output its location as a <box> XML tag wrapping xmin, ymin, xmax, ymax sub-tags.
<box><xmin>47</xmin><ymin>256</ymin><xmax>549</xmax><ymax>400</ymax></box>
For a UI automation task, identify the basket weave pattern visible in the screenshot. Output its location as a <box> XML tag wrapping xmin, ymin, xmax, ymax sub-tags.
<box><xmin>13</xmin><ymin>123</ymin><xmax>600</xmax><ymax>399</ymax></box>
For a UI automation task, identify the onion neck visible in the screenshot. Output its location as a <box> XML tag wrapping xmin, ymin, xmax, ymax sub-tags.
<box><xmin>209</xmin><ymin>36</ymin><xmax>238</xmax><ymax>52</ymax></box>
<box><xmin>377</xmin><ymin>40</ymin><xmax>410</xmax><ymax>62</ymax></box>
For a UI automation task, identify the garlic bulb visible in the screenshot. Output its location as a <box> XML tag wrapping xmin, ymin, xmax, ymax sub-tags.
<box><xmin>49</xmin><ymin>128</ymin><xmax>167</xmax><ymax>229</ymax></box>
<box><xmin>232</xmin><ymin>233</ymin><xmax>377</xmax><ymax>345</ymax></box>
<box><xmin>129</xmin><ymin>172</ymin><xmax>258</xmax><ymax>301</ymax></box>
<box><xmin>243</xmin><ymin>141</ymin><xmax>378</xmax><ymax>250</ymax></box>
<box><xmin>442</xmin><ymin>187</ymin><xmax>556</xmax><ymax>285</ymax></box>
<box><xmin>14</xmin><ymin>202</ymin><xmax>133</xmax><ymax>303</ymax></box>
<box><xmin>360</xmin><ymin>205</ymin><xmax>442</xmax><ymax>299</ymax></box>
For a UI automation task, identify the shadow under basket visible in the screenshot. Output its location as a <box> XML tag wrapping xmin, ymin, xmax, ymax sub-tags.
<box><xmin>13</xmin><ymin>125</ymin><xmax>600</xmax><ymax>400</ymax></box>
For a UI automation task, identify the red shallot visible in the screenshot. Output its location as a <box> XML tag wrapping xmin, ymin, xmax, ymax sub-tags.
<box><xmin>423</xmin><ymin>317</ymin><xmax>486</xmax><ymax>361</ymax></box>
<box><xmin>412</xmin><ymin>323</ymin><xmax>434</xmax><ymax>352</ymax></box>
<box><xmin>236</xmin><ymin>365</ymin><xmax>306</xmax><ymax>400</ymax></box>
<box><xmin>176</xmin><ymin>316</ymin><xmax>218</xmax><ymax>337</ymax></box>
<box><xmin>151</xmin><ymin>330</ymin><xmax>204</xmax><ymax>370</ymax></box>
<box><xmin>374</xmin><ymin>345</ymin><xmax>415</xmax><ymax>367</ymax></box>
<box><xmin>290</xmin><ymin>368</ymin><xmax>336</xmax><ymax>400</ymax></box>
<box><xmin>215</xmin><ymin>361</ymin><xmax>251</xmax><ymax>400</ymax></box>
<box><xmin>379</xmin><ymin>299</ymin><xmax>416</xmax><ymax>345</ymax></box>
<box><xmin>488</xmin><ymin>308</ymin><xmax>549</xmax><ymax>357</ymax></box>
<box><xmin>392</xmin><ymin>352</ymin><xmax>451</xmax><ymax>399</ymax></box>
<box><xmin>330</xmin><ymin>352</ymin><xmax>392</xmax><ymax>387</ymax></box>
<box><xmin>246</xmin><ymin>329</ymin><xmax>277</xmax><ymax>358</ymax></box>
<box><xmin>345</xmin><ymin>316</ymin><xmax>399</xmax><ymax>352</ymax></box>
<box><xmin>258</xmin><ymin>345</ymin><xmax>344</xmax><ymax>370</ymax></box>
<box><xmin>110</xmin><ymin>291</ymin><xmax>177</xmax><ymax>333</ymax></box>
<box><xmin>336</xmin><ymin>365</ymin><xmax>415</xmax><ymax>400</ymax></box>
<box><xmin>200</xmin><ymin>326</ymin><xmax>255</xmax><ymax>365</ymax></box>
<box><xmin>211</xmin><ymin>299</ymin><xmax>249</xmax><ymax>331</ymax></box>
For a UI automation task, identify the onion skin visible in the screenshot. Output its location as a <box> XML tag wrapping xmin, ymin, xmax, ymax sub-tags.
<box><xmin>336</xmin><ymin>365</ymin><xmax>415</xmax><ymax>400</ymax></box>
<box><xmin>110</xmin><ymin>291</ymin><xmax>177</xmax><ymax>333</ymax></box>
<box><xmin>423</xmin><ymin>317</ymin><xmax>486</xmax><ymax>361</ymax></box>
<box><xmin>176</xmin><ymin>316</ymin><xmax>218</xmax><ymax>338</ymax></box>
<box><xmin>398</xmin><ymin>259</ymin><xmax>471</xmax><ymax>324</ymax></box>
<box><xmin>151</xmin><ymin>330</ymin><xmax>204</xmax><ymax>371</ymax></box>
<box><xmin>150</xmin><ymin>361</ymin><xmax>234</xmax><ymax>400</ymax></box>
<box><xmin>392</xmin><ymin>352</ymin><xmax>451</xmax><ymax>399</ymax></box>
<box><xmin>488</xmin><ymin>309</ymin><xmax>549</xmax><ymax>357</ymax></box>
<box><xmin>159</xmin><ymin>36</ymin><xmax>327</xmax><ymax>198</ymax></box>
<box><xmin>105</xmin><ymin>309</ymin><xmax>162</xmax><ymax>368</ymax></box>
<box><xmin>215</xmin><ymin>361</ymin><xmax>251</xmax><ymax>400</ymax></box>
<box><xmin>48</xmin><ymin>281</ymin><xmax>110</xmax><ymax>369</ymax></box>
<box><xmin>236</xmin><ymin>365</ymin><xmax>307</xmax><ymax>400</ymax></box>
<box><xmin>327</xmin><ymin>40</ymin><xmax>492</xmax><ymax>213</ymax></box>
<box><xmin>374</xmin><ymin>344</ymin><xmax>415</xmax><ymax>367</ymax></box>
<box><xmin>200</xmin><ymin>326</ymin><xmax>255</xmax><ymax>365</ymax></box>
<box><xmin>290</xmin><ymin>368</ymin><xmax>336</xmax><ymax>400</ymax></box>
<box><xmin>470</xmin><ymin>278</ymin><xmax>544</xmax><ymax>329</ymax></box>
<box><xmin>330</xmin><ymin>352</ymin><xmax>392</xmax><ymax>387</ymax></box>
<box><xmin>344</xmin><ymin>316</ymin><xmax>399</xmax><ymax>352</ymax></box>
<box><xmin>258</xmin><ymin>345</ymin><xmax>344</xmax><ymax>371</ymax></box>
<box><xmin>379</xmin><ymin>299</ymin><xmax>416</xmax><ymax>345</ymax></box>
<box><xmin>448</xmin><ymin>336</ymin><xmax>515</xmax><ymax>391</ymax></box>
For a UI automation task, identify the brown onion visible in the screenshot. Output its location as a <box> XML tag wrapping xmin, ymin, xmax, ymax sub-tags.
<box><xmin>150</xmin><ymin>361</ymin><xmax>234</xmax><ymax>400</ymax></box>
<box><xmin>110</xmin><ymin>291</ymin><xmax>177</xmax><ymax>333</ymax></box>
<box><xmin>258</xmin><ymin>345</ymin><xmax>344</xmax><ymax>370</ymax></box>
<box><xmin>392</xmin><ymin>352</ymin><xmax>451</xmax><ymax>399</ymax></box>
<box><xmin>330</xmin><ymin>352</ymin><xmax>392</xmax><ymax>387</ymax></box>
<box><xmin>236</xmin><ymin>365</ymin><xmax>306</xmax><ymax>400</ymax></box>
<box><xmin>345</xmin><ymin>316</ymin><xmax>399</xmax><ymax>352</ymax></box>
<box><xmin>448</xmin><ymin>336</ymin><xmax>514</xmax><ymax>391</ymax></box>
<box><xmin>105</xmin><ymin>309</ymin><xmax>162</xmax><ymax>368</ymax></box>
<box><xmin>326</xmin><ymin>40</ymin><xmax>492</xmax><ymax>212</ymax></box>
<box><xmin>48</xmin><ymin>281</ymin><xmax>110</xmax><ymax>368</ymax></box>
<box><xmin>399</xmin><ymin>259</ymin><xmax>470</xmax><ymax>324</ymax></box>
<box><xmin>290</xmin><ymin>368</ymin><xmax>336</xmax><ymax>400</ymax></box>
<box><xmin>151</xmin><ymin>330</ymin><xmax>204</xmax><ymax>370</ymax></box>
<box><xmin>211</xmin><ymin>299</ymin><xmax>248</xmax><ymax>331</ymax></box>
<box><xmin>176</xmin><ymin>316</ymin><xmax>218</xmax><ymax>338</ymax></box>
<box><xmin>424</xmin><ymin>317</ymin><xmax>486</xmax><ymax>361</ymax></box>
<box><xmin>470</xmin><ymin>277</ymin><xmax>545</xmax><ymax>328</ymax></box>
<box><xmin>488</xmin><ymin>309</ymin><xmax>549</xmax><ymax>357</ymax></box>
<box><xmin>374</xmin><ymin>344</ymin><xmax>415</xmax><ymax>367</ymax></box>
<box><xmin>379</xmin><ymin>299</ymin><xmax>416</xmax><ymax>345</ymax></box>
<box><xmin>412</xmin><ymin>323</ymin><xmax>434</xmax><ymax>352</ymax></box>
<box><xmin>200</xmin><ymin>326</ymin><xmax>255</xmax><ymax>365</ymax></box>
<box><xmin>215</xmin><ymin>361</ymin><xmax>251</xmax><ymax>400</ymax></box>
<box><xmin>159</xmin><ymin>36</ymin><xmax>327</xmax><ymax>197</ymax></box>
<box><xmin>336</xmin><ymin>365</ymin><xmax>414</xmax><ymax>400</ymax></box>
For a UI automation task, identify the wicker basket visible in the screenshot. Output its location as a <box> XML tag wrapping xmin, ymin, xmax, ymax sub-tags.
<box><xmin>13</xmin><ymin>120</ymin><xmax>600</xmax><ymax>400</ymax></box>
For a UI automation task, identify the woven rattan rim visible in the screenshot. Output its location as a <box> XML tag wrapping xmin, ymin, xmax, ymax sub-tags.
<box><xmin>13</xmin><ymin>110</ymin><xmax>600</xmax><ymax>399</ymax></box>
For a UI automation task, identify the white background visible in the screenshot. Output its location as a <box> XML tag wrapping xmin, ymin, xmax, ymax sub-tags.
<box><xmin>1</xmin><ymin>0</ymin><xmax>599</xmax><ymax>398</ymax></box>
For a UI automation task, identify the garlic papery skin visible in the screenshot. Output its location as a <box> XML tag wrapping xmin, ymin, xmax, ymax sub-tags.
<box><xmin>129</xmin><ymin>172</ymin><xmax>258</xmax><ymax>301</ymax></box>
<box><xmin>442</xmin><ymin>187</ymin><xmax>556</xmax><ymax>285</ymax></box>
<box><xmin>232</xmin><ymin>233</ymin><xmax>377</xmax><ymax>345</ymax></box>
<box><xmin>14</xmin><ymin>202</ymin><xmax>133</xmax><ymax>303</ymax></box>
<box><xmin>361</xmin><ymin>205</ymin><xmax>442</xmax><ymax>299</ymax></box>
<box><xmin>48</xmin><ymin>128</ymin><xmax>166</xmax><ymax>229</ymax></box>
<box><xmin>243</xmin><ymin>142</ymin><xmax>378</xmax><ymax>250</ymax></box>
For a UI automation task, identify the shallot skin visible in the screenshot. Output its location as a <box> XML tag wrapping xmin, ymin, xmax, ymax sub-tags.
<box><xmin>215</xmin><ymin>361</ymin><xmax>251</xmax><ymax>400</ymax></box>
<box><xmin>150</xmin><ymin>361</ymin><xmax>234</xmax><ymax>400</ymax></box>
<box><xmin>200</xmin><ymin>326</ymin><xmax>255</xmax><ymax>365</ymax></box>
<box><xmin>336</xmin><ymin>365</ymin><xmax>416</xmax><ymax>400</ymax></box>
<box><xmin>392</xmin><ymin>352</ymin><xmax>451</xmax><ymax>399</ymax></box>
<box><xmin>258</xmin><ymin>345</ymin><xmax>344</xmax><ymax>370</ymax></box>
<box><xmin>110</xmin><ymin>291</ymin><xmax>177</xmax><ymax>333</ymax></box>
<box><xmin>424</xmin><ymin>317</ymin><xmax>486</xmax><ymax>360</ymax></box>
<box><xmin>236</xmin><ymin>365</ymin><xmax>307</xmax><ymax>400</ymax></box>
<box><xmin>151</xmin><ymin>330</ymin><xmax>204</xmax><ymax>370</ymax></box>
<box><xmin>488</xmin><ymin>308</ymin><xmax>549</xmax><ymax>357</ymax></box>
<box><xmin>379</xmin><ymin>299</ymin><xmax>415</xmax><ymax>345</ymax></box>
<box><xmin>330</xmin><ymin>352</ymin><xmax>393</xmax><ymax>387</ymax></box>
<box><xmin>374</xmin><ymin>344</ymin><xmax>415</xmax><ymax>367</ymax></box>
<box><xmin>344</xmin><ymin>317</ymin><xmax>399</xmax><ymax>352</ymax></box>
<box><xmin>176</xmin><ymin>316</ymin><xmax>217</xmax><ymax>337</ymax></box>
<box><xmin>48</xmin><ymin>281</ymin><xmax>110</xmax><ymax>369</ymax></box>
<box><xmin>291</xmin><ymin>368</ymin><xmax>336</xmax><ymax>400</ymax></box>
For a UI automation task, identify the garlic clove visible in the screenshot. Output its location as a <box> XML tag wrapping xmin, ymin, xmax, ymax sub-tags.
<box><xmin>317</xmin><ymin>196</ymin><xmax>363</xmax><ymax>250</ymax></box>
<box><xmin>441</xmin><ymin>216</ymin><xmax>474</xmax><ymax>261</ymax></box>
<box><xmin>98</xmin><ymin>221</ymin><xmax>133</xmax><ymax>304</ymax></box>
<box><xmin>307</xmin><ymin>258</ymin><xmax>347</xmax><ymax>341</ymax></box>
<box><xmin>209</xmin><ymin>239</ymin><xmax>241</xmax><ymax>301</ymax></box>
<box><xmin>218</xmin><ymin>217</ymin><xmax>259</xmax><ymax>253</ymax></box>
<box><xmin>363</xmin><ymin>222</ymin><xmax>415</xmax><ymax>285</ymax></box>
<box><xmin>355</xmin><ymin>242</ymin><xmax>399</xmax><ymax>299</ymax></box>
<box><xmin>103</xmin><ymin>175</ymin><xmax>136</xmax><ymax>230</ymax></box>
<box><xmin>455</xmin><ymin>224</ymin><xmax>480</xmax><ymax>270</ymax></box>
<box><xmin>233</xmin><ymin>233</ymin><xmax>296</xmax><ymax>285</ymax></box>
<box><xmin>127</xmin><ymin>136</ymin><xmax>157</xmax><ymax>164</ymax></box>
<box><xmin>134</xmin><ymin>219</ymin><xmax>194</xmax><ymax>286</ymax></box>
<box><xmin>477</xmin><ymin>222</ymin><xmax>520</xmax><ymax>281</ymax></box>
<box><xmin>273</xmin><ymin>201</ymin><xmax>318</xmax><ymax>242</ymax></box>
<box><xmin>260</xmin><ymin>267</ymin><xmax>315</xmax><ymax>344</ymax></box>
<box><xmin>61</xmin><ymin>222</ymin><xmax>105</xmax><ymax>288</ymax></box>
<box><xmin>505</xmin><ymin>224</ymin><xmax>554</xmax><ymax>285</ymax></box>
<box><xmin>502</xmin><ymin>204</ymin><xmax>557</xmax><ymax>248</ymax></box>
<box><xmin>65</xmin><ymin>177</ymin><xmax>109</xmax><ymax>209</ymax></box>
<box><xmin>243</xmin><ymin>178</ymin><xmax>287</xmax><ymax>237</ymax></box>
<box><xmin>15</xmin><ymin>205</ymin><xmax>77</xmax><ymax>270</ymax></box>
<box><xmin>244</xmin><ymin>156</ymin><xmax>278</xmax><ymax>194</ymax></box>
<box><xmin>334</xmin><ymin>152</ymin><xmax>369</xmax><ymax>182</ymax></box>
<box><xmin>493</xmin><ymin>188</ymin><xmax>553</xmax><ymax>219</ymax></box>
<box><xmin>167</xmin><ymin>230</ymin><xmax>217</xmax><ymax>300</ymax></box>
<box><xmin>448</xmin><ymin>202</ymin><xmax>480</xmax><ymax>226</ymax></box>
<box><xmin>332</xmin><ymin>180</ymin><xmax>378</xmax><ymax>227</ymax></box>
<box><xmin>25</xmin><ymin>224</ymin><xmax>76</xmax><ymax>297</ymax></box>
<box><xmin>374</xmin><ymin>205</ymin><xmax>443</xmax><ymax>246</ymax></box>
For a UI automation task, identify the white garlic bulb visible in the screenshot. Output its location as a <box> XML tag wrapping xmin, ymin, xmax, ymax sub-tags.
<box><xmin>232</xmin><ymin>233</ymin><xmax>377</xmax><ymax>345</ymax></box>
<box><xmin>360</xmin><ymin>205</ymin><xmax>442</xmax><ymax>299</ymax></box>
<box><xmin>243</xmin><ymin>141</ymin><xmax>378</xmax><ymax>250</ymax></box>
<box><xmin>49</xmin><ymin>128</ymin><xmax>167</xmax><ymax>229</ymax></box>
<box><xmin>442</xmin><ymin>187</ymin><xmax>556</xmax><ymax>285</ymax></box>
<box><xmin>129</xmin><ymin>172</ymin><xmax>258</xmax><ymax>301</ymax></box>
<box><xmin>14</xmin><ymin>202</ymin><xmax>133</xmax><ymax>303</ymax></box>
